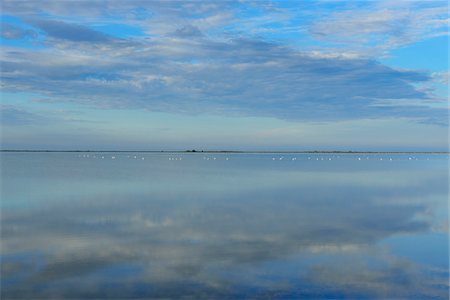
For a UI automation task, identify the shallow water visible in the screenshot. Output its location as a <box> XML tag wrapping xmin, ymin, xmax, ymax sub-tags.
<box><xmin>1</xmin><ymin>153</ymin><xmax>449</xmax><ymax>299</ymax></box>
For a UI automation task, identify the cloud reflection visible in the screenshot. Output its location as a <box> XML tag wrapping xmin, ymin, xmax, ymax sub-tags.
<box><xmin>1</xmin><ymin>155</ymin><xmax>448</xmax><ymax>299</ymax></box>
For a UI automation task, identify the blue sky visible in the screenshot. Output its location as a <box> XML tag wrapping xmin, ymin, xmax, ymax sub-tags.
<box><xmin>1</xmin><ymin>0</ymin><xmax>448</xmax><ymax>151</ymax></box>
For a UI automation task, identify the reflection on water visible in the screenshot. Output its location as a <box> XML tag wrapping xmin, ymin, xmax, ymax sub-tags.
<box><xmin>1</xmin><ymin>153</ymin><xmax>449</xmax><ymax>299</ymax></box>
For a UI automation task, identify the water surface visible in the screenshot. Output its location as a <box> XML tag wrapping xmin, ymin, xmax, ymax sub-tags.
<box><xmin>1</xmin><ymin>153</ymin><xmax>448</xmax><ymax>299</ymax></box>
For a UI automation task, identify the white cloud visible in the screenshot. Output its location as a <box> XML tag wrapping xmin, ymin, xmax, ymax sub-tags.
<box><xmin>309</xmin><ymin>1</ymin><xmax>449</xmax><ymax>52</ymax></box>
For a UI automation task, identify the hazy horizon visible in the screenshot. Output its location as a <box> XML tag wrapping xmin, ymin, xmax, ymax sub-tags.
<box><xmin>1</xmin><ymin>149</ymin><xmax>450</xmax><ymax>153</ymax></box>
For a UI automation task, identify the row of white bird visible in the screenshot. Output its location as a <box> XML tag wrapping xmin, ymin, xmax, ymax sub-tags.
<box><xmin>203</xmin><ymin>157</ymin><xmax>229</xmax><ymax>160</ymax></box>
<box><xmin>78</xmin><ymin>154</ymin><xmax>425</xmax><ymax>161</ymax></box>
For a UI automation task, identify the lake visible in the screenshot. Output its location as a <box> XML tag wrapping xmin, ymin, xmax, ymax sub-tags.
<box><xmin>1</xmin><ymin>153</ymin><xmax>448</xmax><ymax>299</ymax></box>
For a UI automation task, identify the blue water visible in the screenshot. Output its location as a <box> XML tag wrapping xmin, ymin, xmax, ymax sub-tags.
<box><xmin>1</xmin><ymin>153</ymin><xmax>448</xmax><ymax>299</ymax></box>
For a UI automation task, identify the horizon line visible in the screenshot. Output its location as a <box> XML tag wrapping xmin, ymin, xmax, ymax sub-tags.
<box><xmin>1</xmin><ymin>149</ymin><xmax>449</xmax><ymax>154</ymax></box>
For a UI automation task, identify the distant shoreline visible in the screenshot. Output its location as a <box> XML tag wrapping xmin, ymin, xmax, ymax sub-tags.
<box><xmin>1</xmin><ymin>150</ymin><xmax>449</xmax><ymax>154</ymax></box>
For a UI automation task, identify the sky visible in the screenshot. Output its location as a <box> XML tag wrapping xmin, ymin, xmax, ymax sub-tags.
<box><xmin>0</xmin><ymin>0</ymin><xmax>448</xmax><ymax>151</ymax></box>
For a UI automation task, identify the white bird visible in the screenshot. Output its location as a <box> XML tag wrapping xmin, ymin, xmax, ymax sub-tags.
<box><xmin>101</xmin><ymin>156</ymin><xmax>104</xmax><ymax>159</ymax></box>
<box><xmin>226</xmin><ymin>157</ymin><xmax>229</xmax><ymax>160</ymax></box>
<box><xmin>112</xmin><ymin>156</ymin><xmax>115</xmax><ymax>159</ymax></box>
<box><xmin>358</xmin><ymin>157</ymin><xmax>361</xmax><ymax>160</ymax></box>
<box><xmin>142</xmin><ymin>157</ymin><xmax>145</xmax><ymax>160</ymax></box>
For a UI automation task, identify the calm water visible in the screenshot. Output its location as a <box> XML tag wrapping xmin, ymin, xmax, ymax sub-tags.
<box><xmin>1</xmin><ymin>153</ymin><xmax>449</xmax><ymax>299</ymax></box>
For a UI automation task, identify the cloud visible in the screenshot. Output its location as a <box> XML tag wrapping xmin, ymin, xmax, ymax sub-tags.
<box><xmin>0</xmin><ymin>1</ymin><xmax>447</xmax><ymax>127</ymax></box>
<box><xmin>308</xmin><ymin>1</ymin><xmax>449</xmax><ymax>51</ymax></box>
<box><xmin>0</xmin><ymin>105</ymin><xmax>104</xmax><ymax>128</ymax></box>
<box><xmin>0</xmin><ymin>23</ymin><xmax>37</xmax><ymax>40</ymax></box>
<box><xmin>2</xmin><ymin>1</ymin><xmax>447</xmax><ymax>50</ymax></box>
<box><xmin>171</xmin><ymin>25</ymin><xmax>204</xmax><ymax>38</ymax></box>
<box><xmin>432</xmin><ymin>71</ymin><xmax>450</xmax><ymax>85</ymax></box>
<box><xmin>0</xmin><ymin>105</ymin><xmax>50</xmax><ymax>125</ymax></box>
<box><xmin>30</xmin><ymin>19</ymin><xmax>112</xmax><ymax>43</ymax></box>
<box><xmin>1</xmin><ymin>33</ymin><xmax>446</xmax><ymax>125</ymax></box>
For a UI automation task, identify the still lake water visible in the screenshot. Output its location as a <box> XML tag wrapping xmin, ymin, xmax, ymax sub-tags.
<box><xmin>1</xmin><ymin>153</ymin><xmax>448</xmax><ymax>299</ymax></box>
